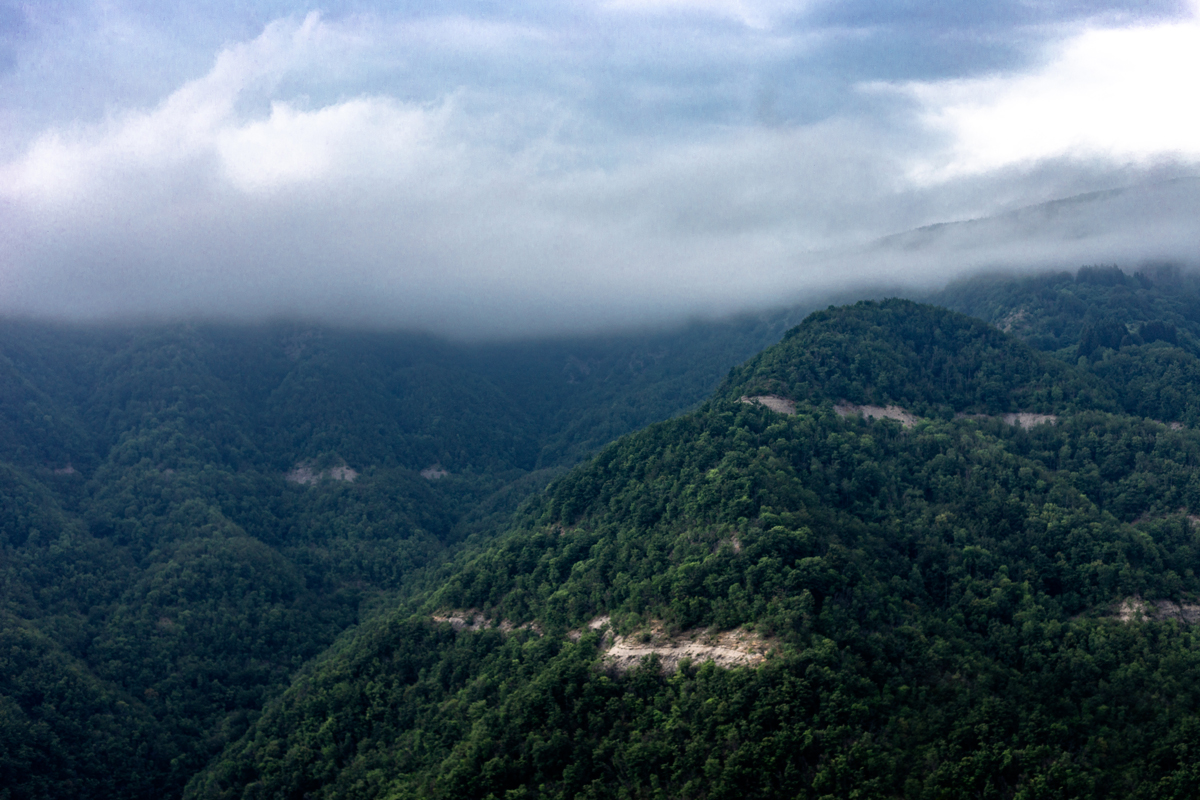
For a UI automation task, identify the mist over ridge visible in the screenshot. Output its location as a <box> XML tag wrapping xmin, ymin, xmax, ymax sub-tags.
<box><xmin>2</xmin><ymin>3</ymin><xmax>1199</xmax><ymax>338</ymax></box>
<box><xmin>4</xmin><ymin>174</ymin><xmax>1197</xmax><ymax>341</ymax></box>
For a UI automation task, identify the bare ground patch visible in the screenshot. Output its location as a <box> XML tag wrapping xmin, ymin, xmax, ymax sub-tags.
<box><xmin>1001</xmin><ymin>412</ymin><xmax>1057</xmax><ymax>429</ymax></box>
<box><xmin>434</xmin><ymin>611</ymin><xmax>771</xmax><ymax>673</ymax></box>
<box><xmin>830</xmin><ymin>406</ymin><xmax>1058</xmax><ymax>431</ymax></box>
<box><xmin>835</xmin><ymin>402</ymin><xmax>920</xmax><ymax>428</ymax></box>
<box><xmin>998</xmin><ymin>309</ymin><xmax>1030</xmax><ymax>333</ymax></box>
<box><xmin>286</xmin><ymin>462</ymin><xmax>359</xmax><ymax>485</ymax></box>
<box><xmin>740</xmin><ymin>395</ymin><xmax>796</xmax><ymax>415</ymax></box>
<box><xmin>567</xmin><ymin>615</ymin><xmax>613</xmax><ymax>642</ymax></box>
<box><xmin>955</xmin><ymin>412</ymin><xmax>1058</xmax><ymax>429</ymax></box>
<box><xmin>589</xmin><ymin>618</ymin><xmax>772</xmax><ymax>674</ymax></box>
<box><xmin>432</xmin><ymin>609</ymin><xmax>542</xmax><ymax>635</ymax></box>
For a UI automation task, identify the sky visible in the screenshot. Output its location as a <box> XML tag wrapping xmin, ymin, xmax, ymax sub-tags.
<box><xmin>1</xmin><ymin>0</ymin><xmax>1198</xmax><ymax>337</ymax></box>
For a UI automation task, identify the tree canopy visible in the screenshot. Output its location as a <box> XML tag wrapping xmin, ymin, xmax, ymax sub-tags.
<box><xmin>9</xmin><ymin>268</ymin><xmax>1200</xmax><ymax>798</ymax></box>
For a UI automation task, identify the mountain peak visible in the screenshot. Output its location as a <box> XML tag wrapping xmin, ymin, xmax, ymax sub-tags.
<box><xmin>722</xmin><ymin>298</ymin><xmax>1113</xmax><ymax>416</ymax></box>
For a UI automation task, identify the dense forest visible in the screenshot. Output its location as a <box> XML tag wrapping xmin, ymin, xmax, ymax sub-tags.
<box><xmin>7</xmin><ymin>265</ymin><xmax>1200</xmax><ymax>797</ymax></box>
<box><xmin>0</xmin><ymin>311</ymin><xmax>807</xmax><ymax>798</ymax></box>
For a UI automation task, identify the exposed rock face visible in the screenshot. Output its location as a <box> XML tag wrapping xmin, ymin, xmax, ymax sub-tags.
<box><xmin>592</xmin><ymin>618</ymin><xmax>771</xmax><ymax>674</ymax></box>
<box><xmin>1116</xmin><ymin>596</ymin><xmax>1200</xmax><ymax>624</ymax></box>
<box><xmin>834</xmin><ymin>402</ymin><xmax>920</xmax><ymax>428</ymax></box>
<box><xmin>420</xmin><ymin>465</ymin><xmax>449</xmax><ymax>480</ymax></box>
<box><xmin>739</xmin><ymin>395</ymin><xmax>796</xmax><ymax>415</ymax></box>
<box><xmin>432</xmin><ymin>609</ymin><xmax>542</xmax><ymax>635</ymax></box>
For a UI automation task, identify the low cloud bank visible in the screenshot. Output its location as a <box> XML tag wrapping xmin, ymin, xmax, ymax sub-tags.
<box><xmin>1</xmin><ymin>10</ymin><xmax>1198</xmax><ymax>338</ymax></box>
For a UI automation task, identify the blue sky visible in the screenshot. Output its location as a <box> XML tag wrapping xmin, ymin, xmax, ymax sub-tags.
<box><xmin>2</xmin><ymin>0</ymin><xmax>1198</xmax><ymax>336</ymax></box>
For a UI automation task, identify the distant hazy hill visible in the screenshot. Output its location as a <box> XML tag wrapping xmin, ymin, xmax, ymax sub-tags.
<box><xmin>863</xmin><ymin>177</ymin><xmax>1200</xmax><ymax>289</ymax></box>
<box><xmin>190</xmin><ymin>292</ymin><xmax>1200</xmax><ymax>799</ymax></box>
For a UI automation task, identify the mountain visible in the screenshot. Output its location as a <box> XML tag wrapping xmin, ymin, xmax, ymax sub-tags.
<box><xmin>0</xmin><ymin>310</ymin><xmax>813</xmax><ymax>799</ymax></box>
<box><xmin>859</xmin><ymin>177</ymin><xmax>1200</xmax><ymax>290</ymax></box>
<box><xmin>188</xmin><ymin>294</ymin><xmax>1200</xmax><ymax>799</ymax></box>
<box><xmin>932</xmin><ymin>263</ymin><xmax>1200</xmax><ymax>424</ymax></box>
<box><xmin>10</xmin><ymin>267</ymin><xmax>1200</xmax><ymax>798</ymax></box>
<box><xmin>721</xmin><ymin>299</ymin><xmax>1114</xmax><ymax>414</ymax></box>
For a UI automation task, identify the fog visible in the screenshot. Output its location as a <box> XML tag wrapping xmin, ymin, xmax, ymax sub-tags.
<box><xmin>1</xmin><ymin>2</ymin><xmax>1198</xmax><ymax>338</ymax></box>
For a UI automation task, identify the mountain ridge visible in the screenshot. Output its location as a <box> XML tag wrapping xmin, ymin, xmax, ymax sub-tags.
<box><xmin>9</xmin><ymin>269</ymin><xmax>1200</xmax><ymax>797</ymax></box>
<box><xmin>190</xmin><ymin>291</ymin><xmax>1200</xmax><ymax>799</ymax></box>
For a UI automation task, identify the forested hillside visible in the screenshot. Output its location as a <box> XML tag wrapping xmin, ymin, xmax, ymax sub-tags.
<box><xmin>9</xmin><ymin>266</ymin><xmax>1200</xmax><ymax>798</ymax></box>
<box><xmin>722</xmin><ymin>299</ymin><xmax>1114</xmax><ymax>414</ymax></box>
<box><xmin>192</xmin><ymin>287</ymin><xmax>1200</xmax><ymax>799</ymax></box>
<box><xmin>933</xmin><ymin>264</ymin><xmax>1200</xmax><ymax>424</ymax></box>
<box><xmin>0</xmin><ymin>311</ymin><xmax>805</xmax><ymax>799</ymax></box>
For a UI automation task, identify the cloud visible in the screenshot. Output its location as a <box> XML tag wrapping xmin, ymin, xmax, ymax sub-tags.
<box><xmin>596</xmin><ymin>0</ymin><xmax>806</xmax><ymax>29</ymax></box>
<box><xmin>829</xmin><ymin>177</ymin><xmax>1200</xmax><ymax>292</ymax></box>
<box><xmin>0</xmin><ymin>6</ymin><xmax>1198</xmax><ymax>338</ymax></box>
<box><xmin>891</xmin><ymin>10</ymin><xmax>1200</xmax><ymax>179</ymax></box>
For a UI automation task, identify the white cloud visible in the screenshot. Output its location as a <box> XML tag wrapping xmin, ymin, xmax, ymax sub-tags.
<box><xmin>892</xmin><ymin>10</ymin><xmax>1200</xmax><ymax>179</ymax></box>
<box><xmin>1</xmin><ymin>7</ymin><xmax>1199</xmax><ymax>337</ymax></box>
<box><xmin>2</xmin><ymin>13</ymin><xmax>318</xmax><ymax>200</ymax></box>
<box><xmin>597</xmin><ymin>0</ymin><xmax>806</xmax><ymax>29</ymax></box>
<box><xmin>393</xmin><ymin>15</ymin><xmax>552</xmax><ymax>51</ymax></box>
<box><xmin>215</xmin><ymin>98</ymin><xmax>445</xmax><ymax>192</ymax></box>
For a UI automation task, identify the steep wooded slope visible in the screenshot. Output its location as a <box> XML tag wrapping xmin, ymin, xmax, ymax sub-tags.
<box><xmin>721</xmin><ymin>298</ymin><xmax>1114</xmax><ymax>414</ymax></box>
<box><xmin>933</xmin><ymin>265</ymin><xmax>1200</xmax><ymax>424</ymax></box>
<box><xmin>191</xmin><ymin>298</ymin><xmax>1200</xmax><ymax>799</ymax></box>
<box><xmin>0</xmin><ymin>311</ymin><xmax>806</xmax><ymax>800</ymax></box>
<box><xmin>11</xmin><ymin>268</ymin><xmax>1200</xmax><ymax>798</ymax></box>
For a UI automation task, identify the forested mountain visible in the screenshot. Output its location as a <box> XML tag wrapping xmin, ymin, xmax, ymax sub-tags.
<box><xmin>722</xmin><ymin>300</ymin><xmax>1115</xmax><ymax>415</ymax></box>
<box><xmin>9</xmin><ymin>266</ymin><xmax>1200</xmax><ymax>798</ymax></box>
<box><xmin>0</xmin><ymin>311</ymin><xmax>806</xmax><ymax>799</ymax></box>
<box><xmin>932</xmin><ymin>264</ymin><xmax>1200</xmax><ymax>424</ymax></box>
<box><xmin>191</xmin><ymin>286</ymin><xmax>1200</xmax><ymax>799</ymax></box>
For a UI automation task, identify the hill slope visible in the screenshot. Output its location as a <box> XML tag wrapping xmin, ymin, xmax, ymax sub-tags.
<box><xmin>191</xmin><ymin>298</ymin><xmax>1200</xmax><ymax>799</ymax></box>
<box><xmin>721</xmin><ymin>298</ymin><xmax>1114</xmax><ymax>414</ymax></box>
<box><xmin>11</xmin><ymin>268</ymin><xmax>1200</xmax><ymax>798</ymax></box>
<box><xmin>932</xmin><ymin>264</ymin><xmax>1200</xmax><ymax>424</ymax></box>
<box><xmin>0</xmin><ymin>311</ymin><xmax>809</xmax><ymax>799</ymax></box>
